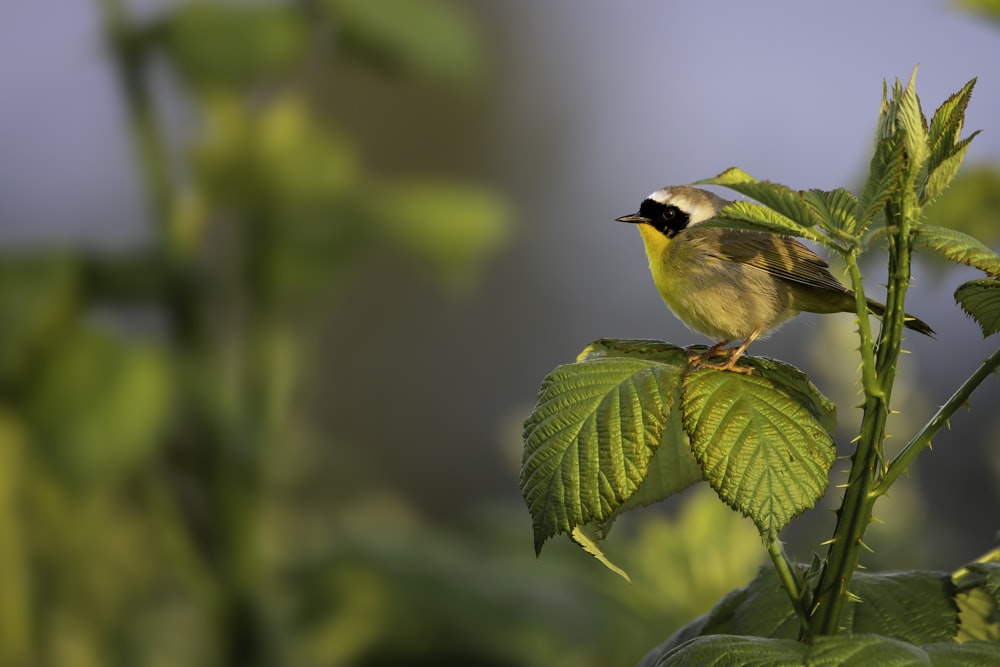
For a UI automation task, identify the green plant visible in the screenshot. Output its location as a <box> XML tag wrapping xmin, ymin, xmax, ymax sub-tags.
<box><xmin>520</xmin><ymin>70</ymin><xmax>1000</xmax><ymax>664</ymax></box>
<box><xmin>0</xmin><ymin>1</ymin><xmax>508</xmax><ymax>665</ymax></box>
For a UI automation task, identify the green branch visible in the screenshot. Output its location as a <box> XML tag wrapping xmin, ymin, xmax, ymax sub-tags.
<box><xmin>874</xmin><ymin>345</ymin><xmax>1000</xmax><ymax>496</ymax></box>
<box><xmin>808</xmin><ymin>175</ymin><xmax>920</xmax><ymax>639</ymax></box>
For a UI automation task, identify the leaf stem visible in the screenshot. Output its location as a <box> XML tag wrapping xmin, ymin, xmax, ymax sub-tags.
<box><xmin>874</xmin><ymin>345</ymin><xmax>1000</xmax><ymax>496</ymax></box>
<box><xmin>764</xmin><ymin>533</ymin><xmax>810</xmax><ymax>633</ymax></box>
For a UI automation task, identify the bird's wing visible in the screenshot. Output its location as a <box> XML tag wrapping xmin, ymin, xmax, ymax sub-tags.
<box><xmin>708</xmin><ymin>229</ymin><xmax>849</xmax><ymax>293</ymax></box>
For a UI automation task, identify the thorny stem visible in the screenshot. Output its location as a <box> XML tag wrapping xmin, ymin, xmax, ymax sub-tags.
<box><xmin>875</xmin><ymin>345</ymin><xmax>1000</xmax><ymax>496</ymax></box>
<box><xmin>808</xmin><ymin>191</ymin><xmax>918</xmax><ymax>639</ymax></box>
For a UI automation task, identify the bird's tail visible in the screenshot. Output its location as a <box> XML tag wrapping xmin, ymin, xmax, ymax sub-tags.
<box><xmin>865</xmin><ymin>299</ymin><xmax>935</xmax><ymax>337</ymax></box>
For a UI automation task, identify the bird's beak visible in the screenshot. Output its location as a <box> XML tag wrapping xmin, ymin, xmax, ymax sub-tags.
<box><xmin>615</xmin><ymin>212</ymin><xmax>648</xmax><ymax>224</ymax></box>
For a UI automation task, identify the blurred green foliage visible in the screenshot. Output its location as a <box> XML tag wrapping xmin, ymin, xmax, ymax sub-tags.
<box><xmin>0</xmin><ymin>2</ymin><xmax>764</xmax><ymax>666</ymax></box>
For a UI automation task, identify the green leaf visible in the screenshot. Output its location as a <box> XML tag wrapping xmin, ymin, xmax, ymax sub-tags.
<box><xmin>27</xmin><ymin>329</ymin><xmax>172</xmax><ymax>486</ymax></box>
<box><xmin>650</xmin><ymin>566</ymin><xmax>966</xmax><ymax>663</ymax></box>
<box><xmin>681</xmin><ymin>370</ymin><xmax>836</xmax><ymax>536</ymax></box>
<box><xmin>695</xmin><ymin>167</ymin><xmax>758</xmax><ymax>186</ymax></box>
<box><xmin>370</xmin><ymin>181</ymin><xmax>511</xmax><ymax>289</ymax></box>
<box><xmin>928</xmin><ymin>79</ymin><xmax>975</xmax><ymax>148</ymax></box>
<box><xmin>0</xmin><ymin>255</ymin><xmax>77</xmax><ymax>383</ymax></box>
<box><xmin>158</xmin><ymin>4</ymin><xmax>306</xmax><ymax>90</ymax></box>
<box><xmin>927</xmin><ymin>79</ymin><xmax>977</xmax><ymax>178</ymax></box>
<box><xmin>653</xmin><ymin>635</ymin><xmax>807</xmax><ymax>666</ymax></box>
<box><xmin>328</xmin><ymin>0</ymin><xmax>485</xmax><ymax>88</ymax></box>
<box><xmin>978</xmin><ymin>562</ymin><xmax>1000</xmax><ymax>603</ymax></box>
<box><xmin>924</xmin><ymin>133</ymin><xmax>979</xmax><ymax>203</ymax></box>
<box><xmin>569</xmin><ymin>399</ymin><xmax>703</xmax><ymax>581</ymax></box>
<box><xmin>857</xmin><ymin>133</ymin><xmax>906</xmax><ymax>235</ymax></box>
<box><xmin>648</xmin><ymin>634</ymin><xmax>1000</xmax><ymax>667</ymax></box>
<box><xmin>956</xmin><ymin>586</ymin><xmax>1000</xmax><ymax>641</ymax></box>
<box><xmin>696</xmin><ymin>171</ymin><xmax>819</xmax><ymax>229</ymax></box>
<box><xmin>576</xmin><ymin>339</ymin><xmax>690</xmax><ymax>364</ymax></box>
<box><xmin>895</xmin><ymin>69</ymin><xmax>931</xmax><ymax>177</ymax></box>
<box><xmin>740</xmin><ymin>357</ymin><xmax>838</xmax><ymax>437</ymax></box>
<box><xmin>921</xmin><ymin>166</ymin><xmax>1000</xmax><ymax>250</ymax></box>
<box><xmin>958</xmin><ymin>0</ymin><xmax>1000</xmax><ymax>25</ymax></box>
<box><xmin>617</xmin><ymin>407</ymin><xmax>703</xmax><ymax>514</ymax></box>
<box><xmin>802</xmin><ymin>188</ymin><xmax>858</xmax><ymax>236</ymax></box>
<box><xmin>807</xmin><ymin>635</ymin><xmax>932</xmax><ymax>666</ymax></box>
<box><xmin>955</xmin><ymin>278</ymin><xmax>1000</xmax><ymax>337</ymax></box>
<box><xmin>570</xmin><ymin>524</ymin><xmax>631</xmax><ymax>583</ymax></box>
<box><xmin>700</xmin><ymin>566</ymin><xmax>800</xmax><ymax>639</ymax></box>
<box><xmin>955</xmin><ymin>561</ymin><xmax>1000</xmax><ymax>641</ymax></box>
<box><xmin>521</xmin><ymin>357</ymin><xmax>684</xmax><ymax>553</ymax></box>
<box><xmin>702</xmin><ymin>202</ymin><xmax>830</xmax><ymax>247</ymax></box>
<box><xmin>572</xmin><ymin>341</ymin><xmax>704</xmax><ymax>524</ymax></box>
<box><xmin>923</xmin><ymin>641</ymin><xmax>1000</xmax><ymax>667</ymax></box>
<box><xmin>913</xmin><ymin>226</ymin><xmax>1000</xmax><ymax>276</ymax></box>
<box><xmin>843</xmin><ymin>571</ymin><xmax>959</xmax><ymax>644</ymax></box>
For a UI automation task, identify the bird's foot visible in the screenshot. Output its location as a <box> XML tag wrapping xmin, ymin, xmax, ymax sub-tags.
<box><xmin>689</xmin><ymin>355</ymin><xmax>754</xmax><ymax>374</ymax></box>
<box><xmin>686</xmin><ymin>342</ymin><xmax>753</xmax><ymax>374</ymax></box>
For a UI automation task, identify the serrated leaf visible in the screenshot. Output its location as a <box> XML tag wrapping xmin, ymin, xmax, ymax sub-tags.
<box><xmin>569</xmin><ymin>402</ymin><xmax>703</xmax><ymax>581</ymax></box>
<box><xmin>695</xmin><ymin>167</ymin><xmax>758</xmax><ymax>186</ymax></box>
<box><xmin>955</xmin><ymin>559</ymin><xmax>1000</xmax><ymax>643</ymax></box>
<box><xmin>649</xmin><ymin>634</ymin><xmax>1000</xmax><ymax>667</ymax></box>
<box><xmin>913</xmin><ymin>226</ymin><xmax>1000</xmax><ymax>276</ymax></box>
<box><xmin>928</xmin><ymin>79</ymin><xmax>977</xmax><ymax>176</ymax></box>
<box><xmin>521</xmin><ymin>357</ymin><xmax>684</xmax><ymax>553</ymax></box>
<box><xmin>843</xmin><ymin>571</ymin><xmax>959</xmax><ymax>644</ymax></box>
<box><xmin>924</xmin><ymin>133</ymin><xmax>980</xmax><ymax>203</ymax></box>
<box><xmin>740</xmin><ymin>357</ymin><xmax>838</xmax><ymax>437</ymax></box>
<box><xmin>956</xmin><ymin>586</ymin><xmax>1000</xmax><ymax>642</ymax></box>
<box><xmin>921</xmin><ymin>166</ymin><xmax>1000</xmax><ymax>251</ymax></box>
<box><xmin>857</xmin><ymin>133</ymin><xmax>906</xmax><ymax>234</ymax></box>
<box><xmin>681</xmin><ymin>370</ymin><xmax>836</xmax><ymax>536</ymax></box>
<box><xmin>924</xmin><ymin>641</ymin><xmax>1000</xmax><ymax>667</ymax></box>
<box><xmin>802</xmin><ymin>188</ymin><xmax>859</xmax><ymax>240</ymax></box>
<box><xmin>617</xmin><ymin>408</ymin><xmax>704</xmax><ymax>513</ymax></box>
<box><xmin>955</xmin><ymin>279</ymin><xmax>1000</xmax><ymax>337</ymax></box>
<box><xmin>577</xmin><ymin>340</ymin><xmax>704</xmax><ymax>513</ymax></box>
<box><xmin>648</xmin><ymin>566</ymin><xmax>968</xmax><ymax>663</ymax></box>
<box><xmin>653</xmin><ymin>635</ymin><xmax>807</xmax><ymax>666</ymax></box>
<box><xmin>577</xmin><ymin>339</ymin><xmax>689</xmax><ymax>365</ymax></box>
<box><xmin>896</xmin><ymin>69</ymin><xmax>931</xmax><ymax>176</ymax></box>
<box><xmin>571</xmin><ymin>524</ymin><xmax>632</xmax><ymax>582</ymax></box>
<box><xmin>980</xmin><ymin>562</ymin><xmax>1000</xmax><ymax>601</ymax></box>
<box><xmin>703</xmin><ymin>202</ymin><xmax>830</xmax><ymax>247</ymax></box>
<box><xmin>808</xmin><ymin>634</ymin><xmax>931</xmax><ymax>666</ymax></box>
<box><xmin>697</xmin><ymin>172</ymin><xmax>819</xmax><ymax>229</ymax></box>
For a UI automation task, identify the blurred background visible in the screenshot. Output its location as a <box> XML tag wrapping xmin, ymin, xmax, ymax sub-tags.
<box><xmin>1</xmin><ymin>1</ymin><xmax>1000</xmax><ymax>665</ymax></box>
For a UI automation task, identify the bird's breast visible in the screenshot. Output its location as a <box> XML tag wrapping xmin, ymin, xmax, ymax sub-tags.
<box><xmin>642</xmin><ymin>230</ymin><xmax>795</xmax><ymax>341</ymax></box>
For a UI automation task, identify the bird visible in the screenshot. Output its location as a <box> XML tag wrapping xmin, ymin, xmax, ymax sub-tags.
<box><xmin>615</xmin><ymin>185</ymin><xmax>934</xmax><ymax>373</ymax></box>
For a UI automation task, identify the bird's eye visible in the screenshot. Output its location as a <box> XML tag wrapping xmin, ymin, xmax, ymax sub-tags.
<box><xmin>661</xmin><ymin>206</ymin><xmax>679</xmax><ymax>221</ymax></box>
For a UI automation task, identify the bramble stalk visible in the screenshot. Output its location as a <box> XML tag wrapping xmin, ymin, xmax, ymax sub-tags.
<box><xmin>808</xmin><ymin>187</ymin><xmax>919</xmax><ymax>638</ymax></box>
<box><xmin>875</xmin><ymin>345</ymin><xmax>1000</xmax><ymax>496</ymax></box>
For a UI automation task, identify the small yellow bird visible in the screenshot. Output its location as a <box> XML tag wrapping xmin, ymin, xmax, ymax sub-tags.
<box><xmin>616</xmin><ymin>185</ymin><xmax>934</xmax><ymax>373</ymax></box>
